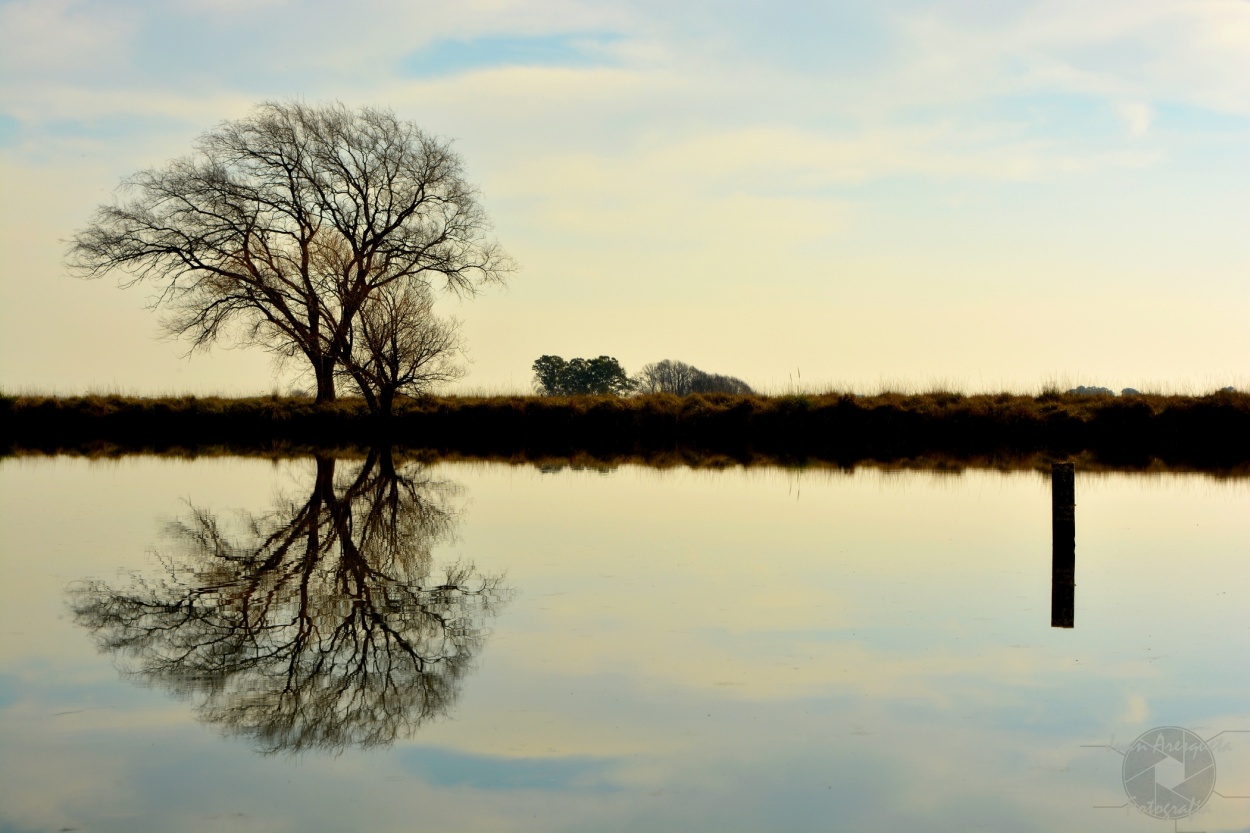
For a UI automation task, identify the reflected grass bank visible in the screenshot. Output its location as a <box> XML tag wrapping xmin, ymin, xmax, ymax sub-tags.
<box><xmin>7</xmin><ymin>445</ymin><xmax>1250</xmax><ymax>479</ymax></box>
<box><xmin>4</xmin><ymin>390</ymin><xmax>1249</xmax><ymax>472</ymax></box>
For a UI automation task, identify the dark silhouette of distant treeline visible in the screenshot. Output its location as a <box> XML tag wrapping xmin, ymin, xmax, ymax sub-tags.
<box><xmin>4</xmin><ymin>390</ymin><xmax>1249</xmax><ymax>470</ymax></box>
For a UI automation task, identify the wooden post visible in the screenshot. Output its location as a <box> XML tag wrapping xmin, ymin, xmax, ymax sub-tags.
<box><xmin>1051</xmin><ymin>462</ymin><xmax>1075</xmax><ymax>628</ymax></box>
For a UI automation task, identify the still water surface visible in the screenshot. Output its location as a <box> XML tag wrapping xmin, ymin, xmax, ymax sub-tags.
<box><xmin>1</xmin><ymin>455</ymin><xmax>1247</xmax><ymax>832</ymax></box>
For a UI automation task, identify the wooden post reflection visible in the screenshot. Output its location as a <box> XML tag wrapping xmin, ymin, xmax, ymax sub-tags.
<box><xmin>1051</xmin><ymin>462</ymin><xmax>1075</xmax><ymax>628</ymax></box>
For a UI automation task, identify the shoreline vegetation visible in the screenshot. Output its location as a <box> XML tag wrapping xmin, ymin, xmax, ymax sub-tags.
<box><xmin>4</xmin><ymin>390</ymin><xmax>1249</xmax><ymax>475</ymax></box>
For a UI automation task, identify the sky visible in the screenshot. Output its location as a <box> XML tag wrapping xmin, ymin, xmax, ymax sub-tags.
<box><xmin>1</xmin><ymin>0</ymin><xmax>1248</xmax><ymax>396</ymax></box>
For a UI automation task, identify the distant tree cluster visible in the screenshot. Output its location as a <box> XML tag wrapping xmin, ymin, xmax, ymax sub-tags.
<box><xmin>532</xmin><ymin>355</ymin><xmax>633</xmax><ymax>396</ymax></box>
<box><xmin>531</xmin><ymin>355</ymin><xmax>752</xmax><ymax>397</ymax></box>
<box><xmin>635</xmin><ymin>359</ymin><xmax>753</xmax><ymax>395</ymax></box>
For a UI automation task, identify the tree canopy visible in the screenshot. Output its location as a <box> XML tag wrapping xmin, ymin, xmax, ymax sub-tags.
<box><xmin>532</xmin><ymin>355</ymin><xmax>634</xmax><ymax>396</ymax></box>
<box><xmin>68</xmin><ymin>100</ymin><xmax>511</xmax><ymax>406</ymax></box>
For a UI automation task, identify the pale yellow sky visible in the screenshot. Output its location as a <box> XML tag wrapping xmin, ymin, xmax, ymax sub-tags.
<box><xmin>1</xmin><ymin>0</ymin><xmax>1247</xmax><ymax>395</ymax></box>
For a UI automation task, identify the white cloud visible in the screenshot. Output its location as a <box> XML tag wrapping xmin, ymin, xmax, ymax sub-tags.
<box><xmin>0</xmin><ymin>0</ymin><xmax>136</xmax><ymax>75</ymax></box>
<box><xmin>488</xmin><ymin>122</ymin><xmax>1162</xmax><ymax>256</ymax></box>
<box><xmin>1118</xmin><ymin>694</ymin><xmax>1151</xmax><ymax>725</ymax></box>
<box><xmin>1116</xmin><ymin>102</ymin><xmax>1153</xmax><ymax>137</ymax></box>
<box><xmin>891</xmin><ymin>0</ymin><xmax>1250</xmax><ymax>114</ymax></box>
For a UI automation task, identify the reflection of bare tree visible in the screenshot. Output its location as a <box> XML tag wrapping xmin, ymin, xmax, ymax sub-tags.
<box><xmin>70</xmin><ymin>451</ymin><xmax>507</xmax><ymax>754</ymax></box>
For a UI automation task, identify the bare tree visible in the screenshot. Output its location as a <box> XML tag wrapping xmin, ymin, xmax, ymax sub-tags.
<box><xmin>636</xmin><ymin>359</ymin><xmax>753</xmax><ymax>395</ymax></box>
<box><xmin>636</xmin><ymin>359</ymin><xmax>701</xmax><ymax>395</ymax></box>
<box><xmin>339</xmin><ymin>283</ymin><xmax>466</xmax><ymax>414</ymax></box>
<box><xmin>68</xmin><ymin>101</ymin><xmax>511</xmax><ymax>403</ymax></box>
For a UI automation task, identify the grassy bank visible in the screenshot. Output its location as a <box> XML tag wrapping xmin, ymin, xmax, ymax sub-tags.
<box><xmin>4</xmin><ymin>390</ymin><xmax>1249</xmax><ymax>470</ymax></box>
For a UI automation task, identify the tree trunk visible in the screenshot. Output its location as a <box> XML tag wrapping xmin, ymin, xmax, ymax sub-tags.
<box><xmin>306</xmin><ymin>456</ymin><xmax>335</xmax><ymax>565</ymax></box>
<box><xmin>313</xmin><ymin>456</ymin><xmax>336</xmax><ymax>503</ymax></box>
<box><xmin>378</xmin><ymin>387</ymin><xmax>395</xmax><ymax>418</ymax></box>
<box><xmin>348</xmin><ymin>365</ymin><xmax>379</xmax><ymax>414</ymax></box>
<box><xmin>378</xmin><ymin>446</ymin><xmax>397</xmax><ymax>480</ymax></box>
<box><xmin>313</xmin><ymin>355</ymin><xmax>337</xmax><ymax>404</ymax></box>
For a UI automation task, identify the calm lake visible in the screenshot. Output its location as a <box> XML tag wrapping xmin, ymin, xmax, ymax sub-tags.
<box><xmin>1</xmin><ymin>455</ymin><xmax>1247</xmax><ymax>832</ymax></box>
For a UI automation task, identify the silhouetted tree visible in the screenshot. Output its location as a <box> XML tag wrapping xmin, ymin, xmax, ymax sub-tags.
<box><xmin>68</xmin><ymin>101</ymin><xmax>512</xmax><ymax>403</ymax></box>
<box><xmin>69</xmin><ymin>451</ymin><xmax>508</xmax><ymax>754</ymax></box>
<box><xmin>532</xmin><ymin>355</ymin><xmax>633</xmax><ymax>395</ymax></box>
<box><xmin>635</xmin><ymin>359</ymin><xmax>752</xmax><ymax>395</ymax></box>
<box><xmin>532</xmin><ymin>355</ymin><xmax>570</xmax><ymax>396</ymax></box>
<box><xmin>693</xmin><ymin>371</ymin><xmax>752</xmax><ymax>395</ymax></box>
<box><xmin>564</xmin><ymin>356</ymin><xmax>633</xmax><ymax>395</ymax></box>
<box><xmin>338</xmin><ymin>283</ymin><xmax>466</xmax><ymax>415</ymax></box>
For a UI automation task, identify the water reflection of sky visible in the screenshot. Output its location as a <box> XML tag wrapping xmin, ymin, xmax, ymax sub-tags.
<box><xmin>1</xmin><ymin>457</ymin><xmax>1247</xmax><ymax>832</ymax></box>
